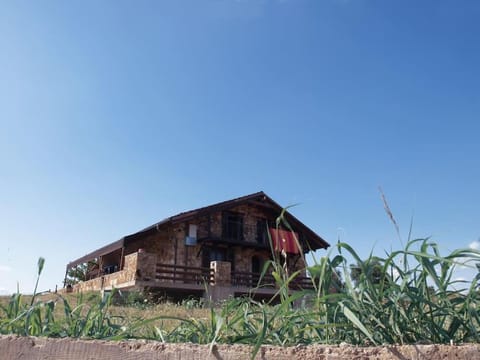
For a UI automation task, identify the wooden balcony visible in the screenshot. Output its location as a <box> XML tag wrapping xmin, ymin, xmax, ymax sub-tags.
<box><xmin>231</xmin><ymin>271</ymin><xmax>275</xmax><ymax>288</ymax></box>
<box><xmin>231</xmin><ymin>271</ymin><xmax>315</xmax><ymax>290</ymax></box>
<box><xmin>71</xmin><ymin>251</ymin><xmax>315</xmax><ymax>301</ymax></box>
<box><xmin>155</xmin><ymin>263</ymin><xmax>214</xmax><ymax>285</ymax></box>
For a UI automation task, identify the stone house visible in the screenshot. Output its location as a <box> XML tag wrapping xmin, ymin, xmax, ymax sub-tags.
<box><xmin>65</xmin><ymin>191</ymin><xmax>329</xmax><ymax>301</ymax></box>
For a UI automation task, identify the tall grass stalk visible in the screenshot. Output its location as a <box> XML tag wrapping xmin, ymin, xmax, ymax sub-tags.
<box><xmin>30</xmin><ymin>257</ymin><xmax>45</xmax><ymax>306</ymax></box>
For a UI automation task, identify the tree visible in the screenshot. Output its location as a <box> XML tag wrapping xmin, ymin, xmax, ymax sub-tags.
<box><xmin>350</xmin><ymin>257</ymin><xmax>388</xmax><ymax>287</ymax></box>
<box><xmin>65</xmin><ymin>260</ymin><xmax>98</xmax><ymax>285</ymax></box>
<box><xmin>308</xmin><ymin>254</ymin><xmax>346</xmax><ymax>294</ymax></box>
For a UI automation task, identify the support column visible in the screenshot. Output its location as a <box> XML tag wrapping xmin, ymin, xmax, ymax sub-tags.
<box><xmin>210</xmin><ymin>261</ymin><xmax>231</xmax><ymax>286</ymax></box>
<box><xmin>208</xmin><ymin>261</ymin><xmax>233</xmax><ymax>302</ymax></box>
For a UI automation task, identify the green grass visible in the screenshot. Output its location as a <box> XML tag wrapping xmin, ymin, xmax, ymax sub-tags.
<box><xmin>1</xmin><ymin>237</ymin><xmax>480</xmax><ymax>359</ymax></box>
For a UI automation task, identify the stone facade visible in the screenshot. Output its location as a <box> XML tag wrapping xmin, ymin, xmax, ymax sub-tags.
<box><xmin>120</xmin><ymin>204</ymin><xmax>307</xmax><ymax>276</ymax></box>
<box><xmin>71</xmin><ymin>202</ymin><xmax>310</xmax><ymax>300</ymax></box>
<box><xmin>73</xmin><ymin>252</ymin><xmax>139</xmax><ymax>293</ymax></box>
<box><xmin>135</xmin><ymin>251</ymin><xmax>157</xmax><ymax>281</ymax></box>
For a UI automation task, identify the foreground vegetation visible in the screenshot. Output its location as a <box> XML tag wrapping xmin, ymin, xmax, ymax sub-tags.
<box><xmin>1</xmin><ymin>236</ymin><xmax>480</xmax><ymax>359</ymax></box>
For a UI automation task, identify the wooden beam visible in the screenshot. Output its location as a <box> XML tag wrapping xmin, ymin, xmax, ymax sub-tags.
<box><xmin>119</xmin><ymin>247</ymin><xmax>125</xmax><ymax>270</ymax></box>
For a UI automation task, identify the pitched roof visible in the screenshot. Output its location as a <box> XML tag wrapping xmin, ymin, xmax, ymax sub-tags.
<box><xmin>67</xmin><ymin>191</ymin><xmax>329</xmax><ymax>268</ymax></box>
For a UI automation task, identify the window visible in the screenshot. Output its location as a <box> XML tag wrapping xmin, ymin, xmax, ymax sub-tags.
<box><xmin>202</xmin><ymin>246</ymin><xmax>235</xmax><ymax>271</ymax></box>
<box><xmin>256</xmin><ymin>220</ymin><xmax>269</xmax><ymax>244</ymax></box>
<box><xmin>222</xmin><ymin>211</ymin><xmax>244</xmax><ymax>241</ymax></box>
<box><xmin>251</xmin><ymin>256</ymin><xmax>263</xmax><ymax>274</ymax></box>
<box><xmin>210</xmin><ymin>248</ymin><xmax>226</xmax><ymax>261</ymax></box>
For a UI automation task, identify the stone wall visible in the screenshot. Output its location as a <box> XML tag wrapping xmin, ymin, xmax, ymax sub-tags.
<box><xmin>3</xmin><ymin>336</ymin><xmax>480</xmax><ymax>360</ymax></box>
<box><xmin>136</xmin><ymin>251</ymin><xmax>157</xmax><ymax>281</ymax></box>
<box><xmin>73</xmin><ymin>252</ymin><xmax>140</xmax><ymax>292</ymax></box>
<box><xmin>125</xmin><ymin>231</ymin><xmax>172</xmax><ymax>264</ymax></box>
<box><xmin>73</xmin><ymin>277</ymin><xmax>104</xmax><ymax>293</ymax></box>
<box><xmin>234</xmin><ymin>247</ymin><xmax>270</xmax><ymax>273</ymax></box>
<box><xmin>232</xmin><ymin>242</ymin><xmax>306</xmax><ymax>276</ymax></box>
<box><xmin>126</xmin><ymin>225</ymin><xmax>203</xmax><ymax>270</ymax></box>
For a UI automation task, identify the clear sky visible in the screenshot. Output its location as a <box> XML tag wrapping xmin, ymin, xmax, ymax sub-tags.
<box><xmin>1</xmin><ymin>0</ymin><xmax>479</xmax><ymax>295</ymax></box>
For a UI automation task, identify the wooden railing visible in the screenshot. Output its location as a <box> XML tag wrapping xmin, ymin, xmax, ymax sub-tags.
<box><xmin>156</xmin><ymin>263</ymin><xmax>214</xmax><ymax>285</ymax></box>
<box><xmin>289</xmin><ymin>276</ymin><xmax>315</xmax><ymax>290</ymax></box>
<box><xmin>231</xmin><ymin>271</ymin><xmax>315</xmax><ymax>290</ymax></box>
<box><xmin>155</xmin><ymin>262</ymin><xmax>315</xmax><ymax>290</ymax></box>
<box><xmin>231</xmin><ymin>271</ymin><xmax>275</xmax><ymax>288</ymax></box>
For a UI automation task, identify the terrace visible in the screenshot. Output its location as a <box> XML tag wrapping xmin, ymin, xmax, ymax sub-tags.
<box><xmin>70</xmin><ymin>250</ymin><xmax>314</xmax><ymax>301</ymax></box>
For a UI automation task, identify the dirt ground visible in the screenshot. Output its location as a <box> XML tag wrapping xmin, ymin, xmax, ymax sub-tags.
<box><xmin>1</xmin><ymin>335</ymin><xmax>479</xmax><ymax>359</ymax></box>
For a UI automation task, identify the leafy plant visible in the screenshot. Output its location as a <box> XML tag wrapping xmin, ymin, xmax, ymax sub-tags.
<box><xmin>65</xmin><ymin>260</ymin><xmax>99</xmax><ymax>286</ymax></box>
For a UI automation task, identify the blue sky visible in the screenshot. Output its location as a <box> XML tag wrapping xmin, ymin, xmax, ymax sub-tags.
<box><xmin>1</xmin><ymin>0</ymin><xmax>479</xmax><ymax>294</ymax></box>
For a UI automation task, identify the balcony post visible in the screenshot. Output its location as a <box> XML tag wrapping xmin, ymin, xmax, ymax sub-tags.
<box><xmin>210</xmin><ymin>261</ymin><xmax>231</xmax><ymax>286</ymax></box>
<box><xmin>207</xmin><ymin>261</ymin><xmax>233</xmax><ymax>303</ymax></box>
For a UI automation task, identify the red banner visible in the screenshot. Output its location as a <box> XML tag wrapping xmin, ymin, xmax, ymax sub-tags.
<box><xmin>268</xmin><ymin>228</ymin><xmax>300</xmax><ymax>254</ymax></box>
